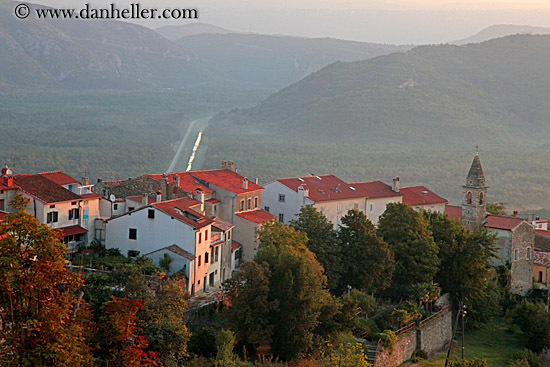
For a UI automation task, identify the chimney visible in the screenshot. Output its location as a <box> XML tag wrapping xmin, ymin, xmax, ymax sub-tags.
<box><xmin>142</xmin><ymin>193</ymin><xmax>148</xmax><ymax>206</ymax></box>
<box><xmin>222</xmin><ymin>160</ymin><xmax>227</xmax><ymax>169</ymax></box>
<box><xmin>194</xmin><ymin>188</ymin><xmax>205</xmax><ymax>213</ymax></box>
<box><xmin>156</xmin><ymin>190</ymin><xmax>162</xmax><ymax>202</ymax></box>
<box><xmin>242</xmin><ymin>177</ymin><xmax>248</xmax><ymax>190</ymax></box>
<box><xmin>536</xmin><ymin>216</ymin><xmax>541</xmax><ymax>220</ymax></box>
<box><xmin>173</xmin><ymin>174</ymin><xmax>180</xmax><ymax>197</ymax></box>
<box><xmin>298</xmin><ymin>184</ymin><xmax>309</xmax><ymax>203</ymax></box>
<box><xmin>4</xmin><ymin>176</ymin><xmax>13</xmax><ymax>187</ymax></box>
<box><xmin>228</xmin><ymin>161</ymin><xmax>234</xmax><ymax>172</ymax></box>
<box><xmin>392</xmin><ymin>176</ymin><xmax>400</xmax><ymax>193</ymax></box>
<box><xmin>513</xmin><ymin>210</ymin><xmax>518</xmax><ymax>217</ymax></box>
<box><xmin>161</xmin><ymin>173</ymin><xmax>170</xmax><ymax>200</ymax></box>
<box><xmin>82</xmin><ymin>177</ymin><xmax>89</xmax><ymax>186</ymax></box>
<box><xmin>255</xmin><ymin>178</ymin><xmax>259</xmax><ymax>184</ymax></box>
<box><xmin>1</xmin><ymin>166</ymin><xmax>12</xmax><ymax>177</ymax></box>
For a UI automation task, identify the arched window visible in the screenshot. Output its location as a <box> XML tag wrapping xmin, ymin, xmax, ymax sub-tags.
<box><xmin>479</xmin><ymin>192</ymin><xmax>484</xmax><ymax>205</ymax></box>
<box><xmin>466</xmin><ymin>191</ymin><xmax>473</xmax><ymax>205</ymax></box>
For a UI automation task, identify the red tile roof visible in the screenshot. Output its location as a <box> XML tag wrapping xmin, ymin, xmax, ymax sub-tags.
<box><xmin>38</xmin><ymin>171</ymin><xmax>81</xmax><ymax>186</ymax></box>
<box><xmin>206</xmin><ymin>198</ymin><xmax>221</xmax><ymax>204</ymax></box>
<box><xmin>152</xmin><ymin>197</ymin><xmax>213</xmax><ymax>229</ymax></box>
<box><xmin>236</xmin><ymin>209</ymin><xmax>276</xmax><ymax>224</ymax></box>
<box><xmin>400</xmin><ymin>185</ymin><xmax>448</xmax><ymax>206</ymax></box>
<box><xmin>536</xmin><ymin>229</ymin><xmax>550</xmax><ymax>237</ymax></box>
<box><xmin>14</xmin><ymin>174</ymin><xmax>82</xmax><ymax>204</ymax></box>
<box><xmin>278</xmin><ymin>175</ymin><xmax>366</xmax><ymax>203</ymax></box>
<box><xmin>79</xmin><ymin>192</ymin><xmax>102</xmax><ymax>200</ymax></box>
<box><xmin>231</xmin><ymin>240</ymin><xmax>242</xmax><ymax>250</ymax></box>
<box><xmin>212</xmin><ymin>217</ymin><xmax>234</xmax><ymax>232</ymax></box>
<box><xmin>0</xmin><ymin>211</ymin><xmax>8</xmax><ymax>221</ymax></box>
<box><xmin>0</xmin><ymin>177</ymin><xmax>19</xmax><ymax>190</ymax></box>
<box><xmin>191</xmin><ymin>169</ymin><xmax>263</xmax><ymax>194</ymax></box>
<box><xmin>445</xmin><ymin>205</ymin><xmax>462</xmax><ymax>221</ymax></box>
<box><xmin>534</xmin><ymin>250</ymin><xmax>550</xmax><ymax>267</ymax></box>
<box><xmin>349</xmin><ymin>180</ymin><xmax>403</xmax><ymax>199</ymax></box>
<box><xmin>484</xmin><ymin>214</ymin><xmax>525</xmax><ymax>231</ymax></box>
<box><xmin>148</xmin><ymin>172</ymin><xmax>214</xmax><ymax>194</ymax></box>
<box><xmin>57</xmin><ymin>225</ymin><xmax>88</xmax><ymax>237</ymax></box>
<box><xmin>127</xmin><ymin>195</ymin><xmax>157</xmax><ymax>205</ymax></box>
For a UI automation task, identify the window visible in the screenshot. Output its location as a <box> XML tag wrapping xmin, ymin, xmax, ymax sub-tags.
<box><xmin>68</xmin><ymin>208</ymin><xmax>79</xmax><ymax>220</ymax></box>
<box><xmin>71</xmin><ymin>201</ymin><xmax>77</xmax><ymax>206</ymax></box>
<box><xmin>205</xmin><ymin>252</ymin><xmax>209</xmax><ymax>263</ymax></box>
<box><xmin>264</xmin><ymin>206</ymin><xmax>270</xmax><ymax>212</ymax></box>
<box><xmin>369</xmin><ymin>204</ymin><xmax>375</xmax><ymax>212</ymax></box>
<box><xmin>205</xmin><ymin>230</ymin><xmax>209</xmax><ymax>241</ymax></box>
<box><xmin>337</xmin><ymin>204</ymin><xmax>342</xmax><ymax>212</ymax></box>
<box><xmin>113</xmin><ymin>203</ymin><xmax>118</xmax><ymax>210</ymax></box>
<box><xmin>198</xmin><ymin>255</ymin><xmax>201</xmax><ymax>267</ymax></box>
<box><xmin>254</xmin><ymin>197</ymin><xmax>258</xmax><ymax>208</ymax></box>
<box><xmin>209</xmin><ymin>272</ymin><xmax>215</xmax><ymax>287</ymax></box>
<box><xmin>128</xmin><ymin>207</ymin><xmax>135</xmax><ymax>212</ymax></box>
<box><xmin>527</xmin><ymin>247</ymin><xmax>532</xmax><ymax>260</ymax></box>
<box><xmin>479</xmin><ymin>192</ymin><xmax>484</xmax><ymax>205</ymax></box>
<box><xmin>354</xmin><ymin>203</ymin><xmax>358</xmax><ymax>209</ymax></box>
<box><xmin>466</xmin><ymin>191</ymin><xmax>473</xmax><ymax>205</ymax></box>
<box><xmin>129</xmin><ymin>228</ymin><xmax>137</xmax><ymax>240</ymax></box>
<box><xmin>47</xmin><ymin>211</ymin><xmax>58</xmax><ymax>223</ymax></box>
<box><xmin>278</xmin><ymin>213</ymin><xmax>284</xmax><ymax>222</ymax></box>
<box><xmin>68</xmin><ymin>184</ymin><xmax>73</xmax><ymax>192</ymax></box>
<box><xmin>278</xmin><ymin>194</ymin><xmax>285</xmax><ymax>202</ymax></box>
<box><xmin>148</xmin><ymin>209</ymin><xmax>155</xmax><ymax>219</ymax></box>
<box><xmin>214</xmin><ymin>204</ymin><xmax>217</xmax><ymax>214</ymax></box>
<box><xmin>539</xmin><ymin>271</ymin><xmax>544</xmax><ymax>283</ymax></box>
<box><xmin>247</xmin><ymin>199</ymin><xmax>251</xmax><ymax>210</ymax></box>
<box><xmin>199</xmin><ymin>233</ymin><xmax>202</xmax><ymax>243</ymax></box>
<box><xmin>0</xmin><ymin>199</ymin><xmax>4</xmax><ymax>211</ymax></box>
<box><xmin>50</xmin><ymin>205</ymin><xmax>55</xmax><ymax>208</ymax></box>
<box><xmin>84</xmin><ymin>201</ymin><xmax>88</xmax><ymax>204</ymax></box>
<box><xmin>514</xmin><ymin>248</ymin><xmax>519</xmax><ymax>262</ymax></box>
<box><xmin>83</xmin><ymin>209</ymin><xmax>89</xmax><ymax>220</ymax></box>
<box><xmin>239</xmin><ymin>200</ymin><xmax>244</xmax><ymax>211</ymax></box>
<box><xmin>215</xmin><ymin>246</ymin><xmax>219</xmax><ymax>262</ymax></box>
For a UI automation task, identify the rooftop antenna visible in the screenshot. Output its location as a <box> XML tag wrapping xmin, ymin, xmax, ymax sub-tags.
<box><xmin>101</xmin><ymin>170</ymin><xmax>118</xmax><ymax>181</ymax></box>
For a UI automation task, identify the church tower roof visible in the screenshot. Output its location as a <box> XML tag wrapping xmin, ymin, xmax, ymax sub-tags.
<box><xmin>465</xmin><ymin>152</ymin><xmax>485</xmax><ymax>187</ymax></box>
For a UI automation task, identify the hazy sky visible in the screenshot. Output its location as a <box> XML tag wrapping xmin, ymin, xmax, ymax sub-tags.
<box><xmin>30</xmin><ymin>0</ymin><xmax>550</xmax><ymax>44</ymax></box>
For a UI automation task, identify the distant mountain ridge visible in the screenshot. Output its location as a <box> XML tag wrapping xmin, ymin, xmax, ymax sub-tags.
<box><xmin>214</xmin><ymin>34</ymin><xmax>550</xmax><ymax>147</ymax></box>
<box><xmin>0</xmin><ymin>0</ymin><xmax>223</xmax><ymax>89</ymax></box>
<box><xmin>452</xmin><ymin>24</ymin><xmax>550</xmax><ymax>45</ymax></box>
<box><xmin>176</xmin><ymin>33</ymin><xmax>411</xmax><ymax>89</ymax></box>
<box><xmin>156</xmin><ymin>23</ymin><xmax>237</xmax><ymax>41</ymax></box>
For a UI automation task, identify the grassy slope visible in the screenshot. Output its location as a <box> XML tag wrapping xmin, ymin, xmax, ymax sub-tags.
<box><xmin>419</xmin><ymin>318</ymin><xmax>523</xmax><ymax>367</ymax></box>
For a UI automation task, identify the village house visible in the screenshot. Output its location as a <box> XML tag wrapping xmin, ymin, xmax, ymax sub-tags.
<box><xmin>263</xmin><ymin>174</ymin><xmax>445</xmax><ymax>227</ymax></box>
<box><xmin>104</xmin><ymin>197</ymin><xmax>215</xmax><ymax>295</ymax></box>
<box><xmin>1</xmin><ymin>167</ymin><xmax>108</xmax><ymax>252</ymax></box>
<box><xmin>445</xmin><ymin>153</ymin><xmax>535</xmax><ymax>295</ymax></box>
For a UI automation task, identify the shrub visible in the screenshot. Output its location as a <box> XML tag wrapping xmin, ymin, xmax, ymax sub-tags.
<box><xmin>508</xmin><ymin>349</ymin><xmax>541</xmax><ymax>367</ymax></box>
<box><xmin>377</xmin><ymin>330</ymin><xmax>397</xmax><ymax>355</ymax></box>
<box><xmin>411</xmin><ymin>349</ymin><xmax>428</xmax><ymax>362</ymax></box>
<box><xmin>449</xmin><ymin>358</ymin><xmax>488</xmax><ymax>367</ymax></box>
<box><xmin>350</xmin><ymin>289</ymin><xmax>378</xmax><ymax>316</ymax></box>
<box><xmin>323</xmin><ymin>341</ymin><xmax>371</xmax><ymax>367</ymax></box>
<box><xmin>354</xmin><ymin>318</ymin><xmax>380</xmax><ymax>341</ymax></box>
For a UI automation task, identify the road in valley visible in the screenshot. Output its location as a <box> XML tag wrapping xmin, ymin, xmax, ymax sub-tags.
<box><xmin>167</xmin><ymin>117</ymin><xmax>210</xmax><ymax>173</ymax></box>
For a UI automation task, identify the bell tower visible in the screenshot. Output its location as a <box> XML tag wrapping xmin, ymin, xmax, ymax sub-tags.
<box><xmin>462</xmin><ymin>150</ymin><xmax>487</xmax><ymax>231</ymax></box>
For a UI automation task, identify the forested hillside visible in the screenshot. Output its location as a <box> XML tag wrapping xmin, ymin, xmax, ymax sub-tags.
<box><xmin>203</xmin><ymin>35</ymin><xmax>550</xmax><ymax>208</ymax></box>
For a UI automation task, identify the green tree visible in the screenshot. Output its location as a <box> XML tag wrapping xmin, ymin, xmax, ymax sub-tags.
<box><xmin>377</xmin><ymin>203</ymin><xmax>439</xmax><ymax>287</ymax></box>
<box><xmin>486</xmin><ymin>202</ymin><xmax>507</xmax><ymax>215</ymax></box>
<box><xmin>0</xmin><ymin>195</ymin><xmax>93</xmax><ymax>366</ymax></box>
<box><xmin>290</xmin><ymin>205</ymin><xmax>342</xmax><ymax>290</ymax></box>
<box><xmin>511</xmin><ymin>301</ymin><xmax>550</xmax><ymax>353</ymax></box>
<box><xmin>425</xmin><ymin>211</ymin><xmax>498</xmax><ymax>326</ymax></box>
<box><xmin>338</xmin><ymin>209</ymin><xmax>394</xmax><ymax>293</ymax></box>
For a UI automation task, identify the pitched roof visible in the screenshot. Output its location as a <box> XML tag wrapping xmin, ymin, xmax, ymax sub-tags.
<box><xmin>127</xmin><ymin>195</ymin><xmax>157</xmax><ymax>205</ymax></box>
<box><xmin>445</xmin><ymin>205</ymin><xmax>462</xmax><ymax>221</ymax></box>
<box><xmin>534</xmin><ymin>250</ymin><xmax>550</xmax><ymax>267</ymax></box>
<box><xmin>190</xmin><ymin>169</ymin><xmax>263</xmax><ymax>194</ymax></box>
<box><xmin>147</xmin><ymin>172</ymin><xmax>214</xmax><ymax>194</ymax></box>
<box><xmin>236</xmin><ymin>209</ymin><xmax>276</xmax><ymax>224</ymax></box>
<box><xmin>206</xmin><ymin>198</ymin><xmax>221</xmax><ymax>204</ymax></box>
<box><xmin>465</xmin><ymin>154</ymin><xmax>485</xmax><ymax>187</ymax></box>
<box><xmin>400</xmin><ymin>185</ymin><xmax>448</xmax><ymax>206</ymax></box>
<box><xmin>348</xmin><ymin>180</ymin><xmax>403</xmax><ymax>199</ymax></box>
<box><xmin>0</xmin><ymin>211</ymin><xmax>8</xmax><ymax>221</ymax></box>
<box><xmin>152</xmin><ymin>197</ymin><xmax>213</xmax><ymax>229</ymax></box>
<box><xmin>212</xmin><ymin>217</ymin><xmax>234</xmax><ymax>232</ymax></box>
<box><xmin>0</xmin><ymin>178</ymin><xmax>19</xmax><ymax>190</ymax></box>
<box><xmin>484</xmin><ymin>214</ymin><xmax>525</xmax><ymax>231</ymax></box>
<box><xmin>231</xmin><ymin>240</ymin><xmax>242</xmax><ymax>250</ymax></box>
<box><xmin>145</xmin><ymin>244</ymin><xmax>196</xmax><ymax>260</ymax></box>
<box><xmin>38</xmin><ymin>171</ymin><xmax>81</xmax><ymax>186</ymax></box>
<box><xmin>14</xmin><ymin>174</ymin><xmax>82</xmax><ymax>204</ymax></box>
<box><xmin>536</xmin><ymin>229</ymin><xmax>550</xmax><ymax>237</ymax></box>
<box><xmin>57</xmin><ymin>225</ymin><xmax>88</xmax><ymax>237</ymax></box>
<box><xmin>79</xmin><ymin>192</ymin><xmax>102</xmax><ymax>200</ymax></box>
<box><xmin>277</xmin><ymin>175</ymin><xmax>366</xmax><ymax>202</ymax></box>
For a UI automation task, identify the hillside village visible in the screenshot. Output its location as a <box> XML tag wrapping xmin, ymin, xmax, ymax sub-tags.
<box><xmin>1</xmin><ymin>154</ymin><xmax>547</xmax><ymax>297</ymax></box>
<box><xmin>2</xmin><ymin>152</ymin><xmax>550</xmax><ymax>365</ymax></box>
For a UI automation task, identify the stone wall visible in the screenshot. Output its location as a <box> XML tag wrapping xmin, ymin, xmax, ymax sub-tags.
<box><xmin>374</xmin><ymin>309</ymin><xmax>452</xmax><ymax>367</ymax></box>
<box><xmin>510</xmin><ymin>222</ymin><xmax>535</xmax><ymax>295</ymax></box>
